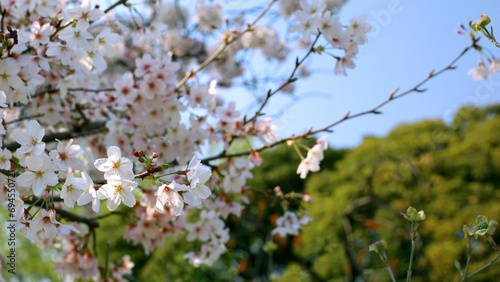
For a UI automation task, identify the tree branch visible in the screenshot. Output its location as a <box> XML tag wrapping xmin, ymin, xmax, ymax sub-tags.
<box><xmin>202</xmin><ymin>42</ymin><xmax>476</xmax><ymax>164</ymax></box>
<box><xmin>174</xmin><ymin>0</ymin><xmax>277</xmax><ymax>91</ymax></box>
<box><xmin>3</xmin><ymin>121</ymin><xmax>106</xmax><ymax>151</ymax></box>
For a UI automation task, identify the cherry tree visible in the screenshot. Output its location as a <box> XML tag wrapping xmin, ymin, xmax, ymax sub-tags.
<box><xmin>0</xmin><ymin>0</ymin><xmax>495</xmax><ymax>280</ymax></box>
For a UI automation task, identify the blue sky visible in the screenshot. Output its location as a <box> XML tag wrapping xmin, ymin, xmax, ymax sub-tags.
<box><xmin>230</xmin><ymin>0</ymin><xmax>500</xmax><ymax>149</ymax></box>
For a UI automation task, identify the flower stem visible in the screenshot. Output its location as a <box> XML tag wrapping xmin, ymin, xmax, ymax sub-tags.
<box><xmin>379</xmin><ymin>251</ymin><xmax>396</xmax><ymax>282</ymax></box>
<box><xmin>466</xmin><ymin>237</ymin><xmax>500</xmax><ymax>279</ymax></box>
<box><xmin>466</xmin><ymin>252</ymin><xmax>500</xmax><ymax>279</ymax></box>
<box><xmin>462</xmin><ymin>237</ymin><xmax>472</xmax><ymax>281</ymax></box>
<box><xmin>407</xmin><ymin>222</ymin><xmax>416</xmax><ymax>282</ymax></box>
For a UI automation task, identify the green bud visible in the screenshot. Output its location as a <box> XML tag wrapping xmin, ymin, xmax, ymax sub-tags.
<box><xmin>369</xmin><ymin>240</ymin><xmax>388</xmax><ymax>254</ymax></box>
<box><xmin>479</xmin><ymin>14</ymin><xmax>491</xmax><ymax>28</ymax></box>
<box><xmin>464</xmin><ymin>216</ymin><xmax>497</xmax><ymax>238</ymax></box>
<box><xmin>471</xmin><ymin>23</ymin><xmax>480</xmax><ymax>33</ymax></box>
<box><xmin>263</xmin><ymin>241</ymin><xmax>278</xmax><ymax>254</ymax></box>
<box><xmin>401</xmin><ymin>206</ymin><xmax>426</xmax><ymax>222</ymax></box>
<box><xmin>315</xmin><ymin>45</ymin><xmax>325</xmax><ymax>54</ymax></box>
<box><xmin>472</xmin><ymin>14</ymin><xmax>492</xmax><ymax>33</ymax></box>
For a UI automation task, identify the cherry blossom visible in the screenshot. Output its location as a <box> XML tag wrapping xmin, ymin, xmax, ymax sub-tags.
<box><xmin>99</xmin><ymin>175</ymin><xmax>138</xmax><ymax>211</ymax></box>
<box><xmin>66</xmin><ymin>0</ymin><xmax>104</xmax><ymax>22</ymax></box>
<box><xmin>155</xmin><ymin>180</ymin><xmax>189</xmax><ymax>216</ymax></box>
<box><xmin>183</xmin><ymin>155</ymin><xmax>212</xmax><ymax>206</ymax></box>
<box><xmin>0</xmin><ymin>0</ymin><xmax>484</xmax><ymax>276</ymax></box>
<box><xmin>469</xmin><ymin>62</ymin><xmax>489</xmax><ymax>80</ymax></box>
<box><xmin>77</xmin><ymin>172</ymin><xmax>103</xmax><ymax>213</ymax></box>
<box><xmin>16</xmin><ymin>154</ymin><xmax>58</xmax><ymax>196</ymax></box>
<box><xmin>49</xmin><ymin>139</ymin><xmax>84</xmax><ymax>171</ymax></box>
<box><xmin>94</xmin><ymin>146</ymin><xmax>135</xmax><ymax>180</ymax></box>
<box><xmin>58</xmin><ymin>20</ymin><xmax>94</xmax><ymax>50</ymax></box>
<box><xmin>0</xmin><ymin>148</ymin><xmax>12</xmax><ymax>170</ymax></box>
<box><xmin>12</xmin><ymin>120</ymin><xmax>45</xmax><ymax>155</ymax></box>
<box><xmin>61</xmin><ymin>173</ymin><xmax>85</xmax><ymax>208</ymax></box>
<box><xmin>0</xmin><ymin>61</ymin><xmax>23</xmax><ymax>91</ymax></box>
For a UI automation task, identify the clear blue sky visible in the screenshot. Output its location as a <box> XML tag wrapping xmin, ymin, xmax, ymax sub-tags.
<box><xmin>228</xmin><ymin>0</ymin><xmax>500</xmax><ymax>149</ymax></box>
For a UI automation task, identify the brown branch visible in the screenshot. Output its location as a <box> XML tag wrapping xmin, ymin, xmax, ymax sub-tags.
<box><xmin>104</xmin><ymin>0</ymin><xmax>128</xmax><ymax>14</ymax></box>
<box><xmin>3</xmin><ymin>121</ymin><xmax>107</xmax><ymax>151</ymax></box>
<box><xmin>0</xmin><ymin>3</ymin><xmax>5</xmax><ymax>34</ymax></box>
<box><xmin>245</xmin><ymin>32</ymin><xmax>322</xmax><ymax>125</ymax></box>
<box><xmin>50</xmin><ymin>0</ymin><xmax>128</xmax><ymax>40</ymax></box>
<box><xmin>174</xmin><ymin>0</ymin><xmax>277</xmax><ymax>91</ymax></box>
<box><xmin>25</xmin><ymin>197</ymin><xmax>99</xmax><ymax>228</ymax></box>
<box><xmin>202</xmin><ymin>42</ymin><xmax>476</xmax><ymax>164</ymax></box>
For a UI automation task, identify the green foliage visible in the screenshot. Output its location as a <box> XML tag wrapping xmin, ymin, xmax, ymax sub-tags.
<box><xmin>292</xmin><ymin>104</ymin><xmax>500</xmax><ymax>281</ymax></box>
<box><xmin>7</xmin><ymin>104</ymin><xmax>500</xmax><ymax>281</ymax></box>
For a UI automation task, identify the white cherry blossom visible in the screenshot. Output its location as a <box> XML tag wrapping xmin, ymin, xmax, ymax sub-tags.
<box><xmin>99</xmin><ymin>175</ymin><xmax>138</xmax><ymax>211</ymax></box>
<box><xmin>77</xmin><ymin>172</ymin><xmax>103</xmax><ymax>213</ymax></box>
<box><xmin>12</xmin><ymin>120</ymin><xmax>45</xmax><ymax>155</ymax></box>
<box><xmin>155</xmin><ymin>180</ymin><xmax>189</xmax><ymax>216</ymax></box>
<box><xmin>17</xmin><ymin>154</ymin><xmax>58</xmax><ymax>197</ymax></box>
<box><xmin>61</xmin><ymin>173</ymin><xmax>85</xmax><ymax>208</ymax></box>
<box><xmin>94</xmin><ymin>146</ymin><xmax>134</xmax><ymax>180</ymax></box>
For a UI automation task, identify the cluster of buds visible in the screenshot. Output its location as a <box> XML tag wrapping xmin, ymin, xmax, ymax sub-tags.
<box><xmin>470</xmin><ymin>14</ymin><xmax>500</xmax><ymax>48</ymax></box>
<box><xmin>401</xmin><ymin>206</ymin><xmax>426</xmax><ymax>222</ymax></box>
<box><xmin>133</xmin><ymin>150</ymin><xmax>172</xmax><ymax>175</ymax></box>
<box><xmin>463</xmin><ymin>215</ymin><xmax>498</xmax><ymax>240</ymax></box>
<box><xmin>1</xmin><ymin>26</ymin><xmax>18</xmax><ymax>56</ymax></box>
<box><xmin>133</xmin><ymin>150</ymin><xmax>158</xmax><ymax>170</ymax></box>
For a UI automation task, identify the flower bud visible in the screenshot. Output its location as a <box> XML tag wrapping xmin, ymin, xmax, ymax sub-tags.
<box><xmin>471</xmin><ymin>14</ymin><xmax>491</xmax><ymax>33</ymax></box>
<box><xmin>464</xmin><ymin>215</ymin><xmax>497</xmax><ymax>239</ymax></box>
<box><xmin>369</xmin><ymin>240</ymin><xmax>388</xmax><ymax>254</ymax></box>
<box><xmin>401</xmin><ymin>206</ymin><xmax>426</xmax><ymax>222</ymax></box>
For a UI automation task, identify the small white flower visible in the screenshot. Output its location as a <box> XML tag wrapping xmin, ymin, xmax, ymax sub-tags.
<box><xmin>0</xmin><ymin>148</ymin><xmax>12</xmax><ymax>170</ymax></box>
<box><xmin>94</xmin><ymin>146</ymin><xmax>134</xmax><ymax>180</ymax></box>
<box><xmin>100</xmin><ymin>175</ymin><xmax>138</xmax><ymax>211</ymax></box>
<box><xmin>77</xmin><ymin>172</ymin><xmax>103</xmax><ymax>213</ymax></box>
<box><xmin>489</xmin><ymin>58</ymin><xmax>500</xmax><ymax>74</ymax></box>
<box><xmin>183</xmin><ymin>155</ymin><xmax>212</xmax><ymax>206</ymax></box>
<box><xmin>61</xmin><ymin>173</ymin><xmax>85</xmax><ymax>208</ymax></box>
<box><xmin>17</xmin><ymin>154</ymin><xmax>58</xmax><ymax>196</ymax></box>
<box><xmin>468</xmin><ymin>63</ymin><xmax>489</xmax><ymax>80</ymax></box>
<box><xmin>12</xmin><ymin>120</ymin><xmax>45</xmax><ymax>155</ymax></box>
<box><xmin>155</xmin><ymin>180</ymin><xmax>189</xmax><ymax>216</ymax></box>
<box><xmin>58</xmin><ymin>20</ymin><xmax>93</xmax><ymax>50</ymax></box>
<box><xmin>49</xmin><ymin>139</ymin><xmax>84</xmax><ymax>171</ymax></box>
<box><xmin>67</xmin><ymin>0</ymin><xmax>105</xmax><ymax>22</ymax></box>
<box><xmin>95</xmin><ymin>28</ymin><xmax>121</xmax><ymax>58</ymax></box>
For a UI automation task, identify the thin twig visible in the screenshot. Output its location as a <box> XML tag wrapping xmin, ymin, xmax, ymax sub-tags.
<box><xmin>245</xmin><ymin>33</ymin><xmax>322</xmax><ymax>125</ymax></box>
<box><xmin>462</xmin><ymin>237</ymin><xmax>473</xmax><ymax>281</ymax></box>
<box><xmin>466</xmin><ymin>252</ymin><xmax>500</xmax><ymax>279</ymax></box>
<box><xmin>201</xmin><ymin>42</ymin><xmax>476</xmax><ymax>164</ymax></box>
<box><xmin>174</xmin><ymin>0</ymin><xmax>277</xmax><ymax>91</ymax></box>
<box><xmin>407</xmin><ymin>221</ymin><xmax>416</xmax><ymax>282</ymax></box>
<box><xmin>379</xmin><ymin>252</ymin><xmax>397</xmax><ymax>282</ymax></box>
<box><xmin>104</xmin><ymin>240</ymin><xmax>110</xmax><ymax>280</ymax></box>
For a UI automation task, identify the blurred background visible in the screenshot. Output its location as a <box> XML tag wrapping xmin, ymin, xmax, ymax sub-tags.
<box><xmin>2</xmin><ymin>0</ymin><xmax>500</xmax><ymax>281</ymax></box>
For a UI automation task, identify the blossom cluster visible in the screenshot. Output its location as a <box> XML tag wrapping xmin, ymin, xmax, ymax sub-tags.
<box><xmin>0</xmin><ymin>0</ymin><xmax>371</xmax><ymax>279</ymax></box>
<box><xmin>468</xmin><ymin>56</ymin><xmax>500</xmax><ymax>80</ymax></box>
<box><xmin>271</xmin><ymin>210</ymin><xmax>312</xmax><ymax>237</ymax></box>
